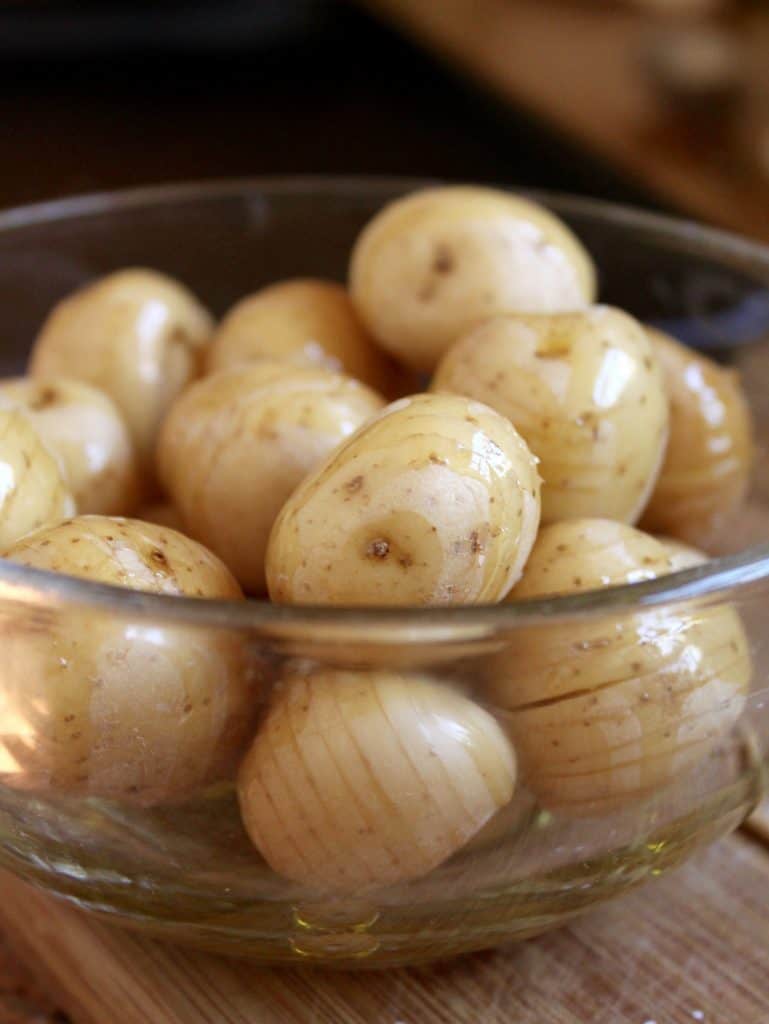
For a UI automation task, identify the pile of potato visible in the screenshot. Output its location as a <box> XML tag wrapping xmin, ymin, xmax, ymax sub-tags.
<box><xmin>0</xmin><ymin>186</ymin><xmax>754</xmax><ymax>893</ymax></box>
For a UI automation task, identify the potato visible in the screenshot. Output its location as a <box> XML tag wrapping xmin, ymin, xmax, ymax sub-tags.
<box><xmin>157</xmin><ymin>361</ymin><xmax>385</xmax><ymax>593</ymax></box>
<box><xmin>485</xmin><ymin>519</ymin><xmax>750</xmax><ymax>816</ymax></box>
<box><xmin>658</xmin><ymin>536</ymin><xmax>708</xmax><ymax>571</ymax></box>
<box><xmin>640</xmin><ymin>327</ymin><xmax>753</xmax><ymax>551</ymax></box>
<box><xmin>0</xmin><ymin>377</ymin><xmax>139</xmax><ymax>516</ymax></box>
<box><xmin>432</xmin><ymin>306</ymin><xmax>669</xmax><ymax>524</ymax></box>
<box><xmin>0</xmin><ymin>405</ymin><xmax>75</xmax><ymax>548</ymax></box>
<box><xmin>29</xmin><ymin>269</ymin><xmax>213</xmax><ymax>475</ymax></box>
<box><xmin>0</xmin><ymin>516</ymin><xmax>257</xmax><ymax>804</ymax></box>
<box><xmin>206</xmin><ymin>278</ymin><xmax>404</xmax><ymax>396</ymax></box>
<box><xmin>238</xmin><ymin>667</ymin><xmax>516</xmax><ymax>891</ymax></box>
<box><xmin>266</xmin><ymin>392</ymin><xmax>541</xmax><ymax>606</ymax></box>
<box><xmin>349</xmin><ymin>186</ymin><xmax>596</xmax><ymax>372</ymax></box>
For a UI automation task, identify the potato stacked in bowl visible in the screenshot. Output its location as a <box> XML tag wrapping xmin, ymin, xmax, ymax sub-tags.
<box><xmin>0</xmin><ymin>186</ymin><xmax>754</xmax><ymax>893</ymax></box>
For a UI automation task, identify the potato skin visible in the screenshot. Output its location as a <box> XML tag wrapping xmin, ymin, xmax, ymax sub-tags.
<box><xmin>0</xmin><ymin>405</ymin><xmax>75</xmax><ymax>548</ymax></box>
<box><xmin>266</xmin><ymin>393</ymin><xmax>541</xmax><ymax>606</ymax></box>
<box><xmin>349</xmin><ymin>186</ymin><xmax>596</xmax><ymax>372</ymax></box>
<box><xmin>157</xmin><ymin>361</ymin><xmax>385</xmax><ymax>593</ymax></box>
<box><xmin>432</xmin><ymin>306</ymin><xmax>669</xmax><ymax>524</ymax></box>
<box><xmin>206</xmin><ymin>278</ymin><xmax>404</xmax><ymax>396</ymax></box>
<box><xmin>0</xmin><ymin>516</ymin><xmax>257</xmax><ymax>804</ymax></box>
<box><xmin>238</xmin><ymin>667</ymin><xmax>516</xmax><ymax>891</ymax></box>
<box><xmin>0</xmin><ymin>377</ymin><xmax>140</xmax><ymax>516</ymax></box>
<box><xmin>486</xmin><ymin>520</ymin><xmax>750</xmax><ymax>816</ymax></box>
<box><xmin>640</xmin><ymin>328</ymin><xmax>754</xmax><ymax>551</ymax></box>
<box><xmin>29</xmin><ymin>269</ymin><xmax>213</xmax><ymax>475</ymax></box>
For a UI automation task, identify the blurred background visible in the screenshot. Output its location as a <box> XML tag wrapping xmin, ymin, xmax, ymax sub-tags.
<box><xmin>0</xmin><ymin>0</ymin><xmax>767</xmax><ymax>237</ymax></box>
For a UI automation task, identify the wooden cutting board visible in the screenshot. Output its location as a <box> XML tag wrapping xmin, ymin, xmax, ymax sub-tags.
<box><xmin>1</xmin><ymin>808</ymin><xmax>769</xmax><ymax>1024</ymax></box>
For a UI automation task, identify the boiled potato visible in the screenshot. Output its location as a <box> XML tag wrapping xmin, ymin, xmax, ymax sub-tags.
<box><xmin>640</xmin><ymin>327</ymin><xmax>753</xmax><ymax>551</ymax></box>
<box><xmin>485</xmin><ymin>519</ymin><xmax>750</xmax><ymax>816</ymax></box>
<box><xmin>432</xmin><ymin>306</ymin><xmax>669</xmax><ymax>524</ymax></box>
<box><xmin>157</xmin><ymin>361</ymin><xmax>385</xmax><ymax>593</ymax></box>
<box><xmin>0</xmin><ymin>405</ymin><xmax>75</xmax><ymax>548</ymax></box>
<box><xmin>0</xmin><ymin>377</ymin><xmax>139</xmax><ymax>516</ymax></box>
<box><xmin>0</xmin><ymin>516</ymin><xmax>257</xmax><ymax>804</ymax></box>
<box><xmin>29</xmin><ymin>269</ymin><xmax>213</xmax><ymax>475</ymax></box>
<box><xmin>266</xmin><ymin>392</ymin><xmax>541</xmax><ymax>606</ymax></box>
<box><xmin>238</xmin><ymin>667</ymin><xmax>516</xmax><ymax>891</ymax></box>
<box><xmin>206</xmin><ymin>278</ymin><xmax>404</xmax><ymax>395</ymax></box>
<box><xmin>349</xmin><ymin>186</ymin><xmax>596</xmax><ymax>372</ymax></box>
<box><xmin>658</xmin><ymin>536</ymin><xmax>708</xmax><ymax>571</ymax></box>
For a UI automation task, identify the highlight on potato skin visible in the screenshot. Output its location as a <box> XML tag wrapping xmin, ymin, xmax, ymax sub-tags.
<box><xmin>206</xmin><ymin>278</ymin><xmax>404</xmax><ymax>397</ymax></box>
<box><xmin>350</xmin><ymin>186</ymin><xmax>596</xmax><ymax>373</ymax></box>
<box><xmin>0</xmin><ymin>404</ymin><xmax>75</xmax><ymax>549</ymax></box>
<box><xmin>157</xmin><ymin>360</ymin><xmax>385</xmax><ymax>594</ymax></box>
<box><xmin>0</xmin><ymin>515</ymin><xmax>258</xmax><ymax>805</ymax></box>
<box><xmin>432</xmin><ymin>306</ymin><xmax>669</xmax><ymax>525</ymax></box>
<box><xmin>640</xmin><ymin>327</ymin><xmax>754</xmax><ymax>552</ymax></box>
<box><xmin>0</xmin><ymin>377</ymin><xmax>140</xmax><ymax>516</ymax></box>
<box><xmin>29</xmin><ymin>268</ymin><xmax>213</xmax><ymax>477</ymax></box>
<box><xmin>237</xmin><ymin>667</ymin><xmax>517</xmax><ymax>892</ymax></box>
<box><xmin>266</xmin><ymin>392</ymin><xmax>542</xmax><ymax>606</ymax></box>
<box><xmin>486</xmin><ymin>520</ymin><xmax>750</xmax><ymax>816</ymax></box>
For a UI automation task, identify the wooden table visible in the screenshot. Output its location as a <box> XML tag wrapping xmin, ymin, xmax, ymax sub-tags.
<box><xmin>361</xmin><ymin>0</ymin><xmax>769</xmax><ymax>241</ymax></box>
<box><xmin>0</xmin><ymin>804</ymin><xmax>767</xmax><ymax>1023</ymax></box>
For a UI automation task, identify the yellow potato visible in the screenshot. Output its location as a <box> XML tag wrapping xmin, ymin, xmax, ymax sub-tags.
<box><xmin>0</xmin><ymin>405</ymin><xmax>75</xmax><ymax>548</ymax></box>
<box><xmin>657</xmin><ymin>536</ymin><xmax>708</xmax><ymax>571</ymax></box>
<box><xmin>29</xmin><ymin>269</ymin><xmax>213</xmax><ymax>474</ymax></box>
<box><xmin>157</xmin><ymin>361</ymin><xmax>385</xmax><ymax>593</ymax></box>
<box><xmin>0</xmin><ymin>516</ymin><xmax>257</xmax><ymax>804</ymax></box>
<box><xmin>238</xmin><ymin>667</ymin><xmax>516</xmax><ymax>891</ymax></box>
<box><xmin>432</xmin><ymin>306</ymin><xmax>669</xmax><ymax>524</ymax></box>
<box><xmin>640</xmin><ymin>327</ymin><xmax>753</xmax><ymax>551</ymax></box>
<box><xmin>485</xmin><ymin>519</ymin><xmax>750</xmax><ymax>816</ymax></box>
<box><xmin>266</xmin><ymin>392</ymin><xmax>541</xmax><ymax>606</ymax></box>
<box><xmin>349</xmin><ymin>186</ymin><xmax>596</xmax><ymax>372</ymax></box>
<box><xmin>0</xmin><ymin>377</ymin><xmax>139</xmax><ymax>516</ymax></box>
<box><xmin>206</xmin><ymin>278</ymin><xmax>404</xmax><ymax>396</ymax></box>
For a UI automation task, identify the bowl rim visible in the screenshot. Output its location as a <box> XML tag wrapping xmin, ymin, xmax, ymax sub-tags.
<box><xmin>2</xmin><ymin>173</ymin><xmax>769</xmax><ymax>634</ymax></box>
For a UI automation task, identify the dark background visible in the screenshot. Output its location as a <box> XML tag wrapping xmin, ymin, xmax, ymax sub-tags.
<box><xmin>0</xmin><ymin>0</ymin><xmax>657</xmax><ymax>211</ymax></box>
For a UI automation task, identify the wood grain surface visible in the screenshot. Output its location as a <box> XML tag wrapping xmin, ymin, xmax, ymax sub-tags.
<box><xmin>360</xmin><ymin>0</ymin><xmax>769</xmax><ymax>241</ymax></box>
<box><xmin>1</xmin><ymin>825</ymin><xmax>769</xmax><ymax>1024</ymax></box>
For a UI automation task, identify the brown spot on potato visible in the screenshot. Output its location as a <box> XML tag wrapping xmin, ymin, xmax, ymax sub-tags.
<box><xmin>29</xmin><ymin>386</ymin><xmax>59</xmax><ymax>411</ymax></box>
<box><xmin>432</xmin><ymin>244</ymin><xmax>454</xmax><ymax>274</ymax></box>
<box><xmin>367</xmin><ymin>539</ymin><xmax>390</xmax><ymax>559</ymax></box>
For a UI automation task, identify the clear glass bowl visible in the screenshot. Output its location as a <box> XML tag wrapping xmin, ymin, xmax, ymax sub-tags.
<box><xmin>0</xmin><ymin>177</ymin><xmax>768</xmax><ymax>968</ymax></box>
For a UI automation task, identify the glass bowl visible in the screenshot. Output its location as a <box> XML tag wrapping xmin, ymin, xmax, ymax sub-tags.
<box><xmin>0</xmin><ymin>177</ymin><xmax>768</xmax><ymax>969</ymax></box>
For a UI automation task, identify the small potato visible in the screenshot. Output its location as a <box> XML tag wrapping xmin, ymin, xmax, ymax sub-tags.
<box><xmin>29</xmin><ymin>269</ymin><xmax>213</xmax><ymax>475</ymax></box>
<box><xmin>0</xmin><ymin>377</ymin><xmax>139</xmax><ymax>516</ymax></box>
<box><xmin>238</xmin><ymin>667</ymin><xmax>516</xmax><ymax>891</ymax></box>
<box><xmin>266</xmin><ymin>392</ymin><xmax>541</xmax><ymax>606</ymax></box>
<box><xmin>158</xmin><ymin>361</ymin><xmax>385</xmax><ymax>593</ymax></box>
<box><xmin>485</xmin><ymin>519</ymin><xmax>750</xmax><ymax>816</ymax></box>
<box><xmin>658</xmin><ymin>536</ymin><xmax>708</xmax><ymax>571</ymax></box>
<box><xmin>432</xmin><ymin>306</ymin><xmax>669</xmax><ymax>524</ymax></box>
<box><xmin>206</xmin><ymin>278</ymin><xmax>404</xmax><ymax>396</ymax></box>
<box><xmin>0</xmin><ymin>405</ymin><xmax>75</xmax><ymax>548</ymax></box>
<box><xmin>640</xmin><ymin>327</ymin><xmax>753</xmax><ymax>551</ymax></box>
<box><xmin>349</xmin><ymin>186</ymin><xmax>596</xmax><ymax>372</ymax></box>
<box><xmin>0</xmin><ymin>516</ymin><xmax>257</xmax><ymax>804</ymax></box>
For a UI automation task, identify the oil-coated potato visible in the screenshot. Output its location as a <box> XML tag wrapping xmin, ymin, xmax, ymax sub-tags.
<box><xmin>486</xmin><ymin>519</ymin><xmax>750</xmax><ymax>815</ymax></box>
<box><xmin>349</xmin><ymin>186</ymin><xmax>596</xmax><ymax>372</ymax></box>
<box><xmin>266</xmin><ymin>393</ymin><xmax>541</xmax><ymax>606</ymax></box>
<box><xmin>0</xmin><ymin>516</ymin><xmax>257</xmax><ymax>804</ymax></box>
<box><xmin>0</xmin><ymin>405</ymin><xmax>75</xmax><ymax>548</ymax></box>
<box><xmin>29</xmin><ymin>269</ymin><xmax>213</xmax><ymax>475</ymax></box>
<box><xmin>0</xmin><ymin>377</ymin><xmax>139</xmax><ymax>516</ymax></box>
<box><xmin>640</xmin><ymin>327</ymin><xmax>753</xmax><ymax>551</ymax></box>
<box><xmin>238</xmin><ymin>667</ymin><xmax>516</xmax><ymax>891</ymax></box>
<box><xmin>158</xmin><ymin>361</ymin><xmax>385</xmax><ymax>593</ymax></box>
<box><xmin>206</xmin><ymin>278</ymin><xmax>403</xmax><ymax>395</ymax></box>
<box><xmin>432</xmin><ymin>306</ymin><xmax>669</xmax><ymax>524</ymax></box>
